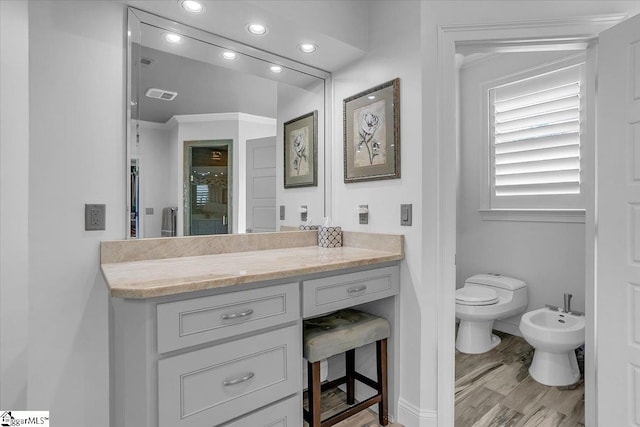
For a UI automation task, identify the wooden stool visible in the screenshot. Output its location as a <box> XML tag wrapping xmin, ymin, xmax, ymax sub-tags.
<box><xmin>303</xmin><ymin>309</ymin><xmax>390</xmax><ymax>427</ymax></box>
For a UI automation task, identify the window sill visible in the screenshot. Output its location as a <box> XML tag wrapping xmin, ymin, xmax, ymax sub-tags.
<box><xmin>478</xmin><ymin>209</ymin><xmax>585</xmax><ymax>223</ymax></box>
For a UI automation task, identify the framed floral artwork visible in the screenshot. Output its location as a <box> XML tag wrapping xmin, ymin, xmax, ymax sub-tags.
<box><xmin>284</xmin><ymin>110</ymin><xmax>318</xmax><ymax>188</ymax></box>
<box><xmin>343</xmin><ymin>78</ymin><xmax>400</xmax><ymax>183</ymax></box>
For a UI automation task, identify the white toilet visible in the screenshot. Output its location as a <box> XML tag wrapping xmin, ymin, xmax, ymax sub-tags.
<box><xmin>455</xmin><ymin>274</ymin><xmax>528</xmax><ymax>354</ymax></box>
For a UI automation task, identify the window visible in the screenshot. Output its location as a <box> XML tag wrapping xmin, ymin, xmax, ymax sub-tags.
<box><xmin>485</xmin><ymin>60</ymin><xmax>586</xmax><ymax>213</ymax></box>
<box><xmin>195</xmin><ymin>184</ymin><xmax>209</xmax><ymax>207</ymax></box>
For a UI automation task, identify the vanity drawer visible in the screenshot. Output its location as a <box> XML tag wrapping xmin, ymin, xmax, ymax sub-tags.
<box><xmin>302</xmin><ymin>266</ymin><xmax>399</xmax><ymax>318</ymax></box>
<box><xmin>157</xmin><ymin>282</ymin><xmax>299</xmax><ymax>353</ymax></box>
<box><xmin>223</xmin><ymin>394</ymin><xmax>301</xmax><ymax>427</ymax></box>
<box><xmin>158</xmin><ymin>323</ymin><xmax>301</xmax><ymax>427</ymax></box>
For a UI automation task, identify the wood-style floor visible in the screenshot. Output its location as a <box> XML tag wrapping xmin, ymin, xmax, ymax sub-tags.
<box><xmin>304</xmin><ymin>387</ymin><xmax>404</xmax><ymax>427</ymax></box>
<box><xmin>455</xmin><ymin>331</ymin><xmax>585</xmax><ymax>427</ymax></box>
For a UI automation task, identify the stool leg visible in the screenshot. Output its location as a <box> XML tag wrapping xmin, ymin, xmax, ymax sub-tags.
<box><xmin>377</xmin><ymin>338</ymin><xmax>389</xmax><ymax>426</ymax></box>
<box><xmin>346</xmin><ymin>349</ymin><xmax>355</xmax><ymax>405</ymax></box>
<box><xmin>308</xmin><ymin>360</ymin><xmax>322</xmax><ymax>427</ymax></box>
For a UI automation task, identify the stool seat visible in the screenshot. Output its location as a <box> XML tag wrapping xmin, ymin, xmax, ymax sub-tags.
<box><xmin>304</xmin><ymin>309</ymin><xmax>390</xmax><ymax>362</ymax></box>
<box><xmin>303</xmin><ymin>309</ymin><xmax>390</xmax><ymax>426</ymax></box>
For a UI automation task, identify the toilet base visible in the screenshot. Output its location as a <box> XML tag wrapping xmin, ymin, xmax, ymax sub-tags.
<box><xmin>529</xmin><ymin>349</ymin><xmax>580</xmax><ymax>386</ymax></box>
<box><xmin>456</xmin><ymin>320</ymin><xmax>501</xmax><ymax>354</ymax></box>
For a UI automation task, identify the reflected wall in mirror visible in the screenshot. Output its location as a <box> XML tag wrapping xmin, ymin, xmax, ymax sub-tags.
<box><xmin>127</xmin><ymin>8</ymin><xmax>329</xmax><ymax>238</ymax></box>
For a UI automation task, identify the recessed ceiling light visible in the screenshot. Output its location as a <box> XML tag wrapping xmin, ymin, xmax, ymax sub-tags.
<box><xmin>164</xmin><ymin>33</ymin><xmax>182</xmax><ymax>44</ymax></box>
<box><xmin>247</xmin><ymin>23</ymin><xmax>267</xmax><ymax>36</ymax></box>
<box><xmin>298</xmin><ymin>43</ymin><xmax>317</xmax><ymax>53</ymax></box>
<box><xmin>368</xmin><ymin>95</ymin><xmax>376</xmax><ymax>100</ymax></box>
<box><xmin>221</xmin><ymin>51</ymin><xmax>238</xmax><ymax>61</ymax></box>
<box><xmin>269</xmin><ymin>65</ymin><xmax>283</xmax><ymax>73</ymax></box>
<box><xmin>180</xmin><ymin>0</ymin><xmax>204</xmax><ymax>14</ymax></box>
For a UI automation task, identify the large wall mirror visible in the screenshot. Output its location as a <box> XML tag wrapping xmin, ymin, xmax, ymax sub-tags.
<box><xmin>127</xmin><ymin>8</ymin><xmax>330</xmax><ymax>238</ymax></box>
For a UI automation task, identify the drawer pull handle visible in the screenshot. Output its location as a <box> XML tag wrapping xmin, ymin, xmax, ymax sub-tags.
<box><xmin>347</xmin><ymin>285</ymin><xmax>367</xmax><ymax>294</ymax></box>
<box><xmin>221</xmin><ymin>309</ymin><xmax>254</xmax><ymax>320</ymax></box>
<box><xmin>223</xmin><ymin>372</ymin><xmax>255</xmax><ymax>386</ymax></box>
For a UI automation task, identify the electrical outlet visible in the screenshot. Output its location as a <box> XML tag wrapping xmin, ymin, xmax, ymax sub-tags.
<box><xmin>85</xmin><ymin>204</ymin><xmax>106</xmax><ymax>231</ymax></box>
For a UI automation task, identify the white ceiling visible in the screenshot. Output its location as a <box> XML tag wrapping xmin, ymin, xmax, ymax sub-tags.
<box><xmin>120</xmin><ymin>0</ymin><xmax>370</xmax><ymax>72</ymax></box>
<box><xmin>136</xmin><ymin>46</ymin><xmax>279</xmax><ymax>123</ymax></box>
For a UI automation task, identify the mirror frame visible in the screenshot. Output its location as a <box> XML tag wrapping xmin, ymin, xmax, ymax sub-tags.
<box><xmin>126</xmin><ymin>7</ymin><xmax>332</xmax><ymax>238</ymax></box>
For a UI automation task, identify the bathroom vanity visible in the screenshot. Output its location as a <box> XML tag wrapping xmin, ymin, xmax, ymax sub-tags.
<box><xmin>101</xmin><ymin>231</ymin><xmax>403</xmax><ymax>427</ymax></box>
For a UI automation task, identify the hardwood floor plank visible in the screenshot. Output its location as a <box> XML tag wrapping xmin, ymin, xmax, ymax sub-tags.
<box><xmin>471</xmin><ymin>403</ymin><xmax>523</xmax><ymax>427</ymax></box>
<box><xmin>455</xmin><ymin>332</ymin><xmax>584</xmax><ymax>427</ymax></box>
<box><xmin>557</xmin><ymin>393</ymin><xmax>585</xmax><ymax>427</ymax></box>
<box><xmin>538</xmin><ymin>383</ymin><xmax>584</xmax><ymax>417</ymax></box>
<box><xmin>457</xmin><ymin>384</ymin><xmax>504</xmax><ymax>414</ymax></box>
<box><xmin>501</xmin><ymin>376</ymin><xmax>548</xmax><ymax>414</ymax></box>
<box><xmin>455</xmin><ymin>361</ymin><xmax>503</xmax><ymax>392</ymax></box>
<box><xmin>303</xmin><ymin>387</ymin><xmax>404</xmax><ymax>427</ymax></box>
<box><xmin>484</xmin><ymin>363</ymin><xmax>523</xmax><ymax>396</ymax></box>
<box><xmin>457</xmin><ymin>405</ymin><xmax>486</xmax><ymax>427</ymax></box>
<box><xmin>515</xmin><ymin>405</ymin><xmax>565</xmax><ymax>427</ymax></box>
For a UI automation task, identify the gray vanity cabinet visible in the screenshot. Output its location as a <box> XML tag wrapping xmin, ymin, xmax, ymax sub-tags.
<box><xmin>302</xmin><ymin>266</ymin><xmax>399</xmax><ymax>318</ymax></box>
<box><xmin>111</xmin><ymin>264</ymin><xmax>399</xmax><ymax>427</ymax></box>
<box><xmin>158</xmin><ymin>324</ymin><xmax>301</xmax><ymax>427</ymax></box>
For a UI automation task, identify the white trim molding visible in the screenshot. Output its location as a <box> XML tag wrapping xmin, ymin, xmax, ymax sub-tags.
<box><xmin>397</xmin><ymin>398</ymin><xmax>438</xmax><ymax>427</ymax></box>
<box><xmin>478</xmin><ymin>209</ymin><xmax>586</xmax><ymax>223</ymax></box>
<box><xmin>437</xmin><ymin>14</ymin><xmax>624</xmax><ymax>427</ymax></box>
<box><xmin>168</xmin><ymin>112</ymin><xmax>276</xmax><ymax>127</ymax></box>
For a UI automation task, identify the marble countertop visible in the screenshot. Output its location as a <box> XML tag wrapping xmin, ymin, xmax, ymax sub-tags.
<box><xmin>101</xmin><ymin>231</ymin><xmax>403</xmax><ymax>298</ymax></box>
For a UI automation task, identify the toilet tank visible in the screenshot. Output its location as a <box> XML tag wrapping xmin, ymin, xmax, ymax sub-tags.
<box><xmin>465</xmin><ymin>274</ymin><xmax>526</xmax><ymax>291</ymax></box>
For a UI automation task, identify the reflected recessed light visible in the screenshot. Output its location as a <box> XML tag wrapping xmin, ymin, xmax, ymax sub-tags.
<box><xmin>164</xmin><ymin>33</ymin><xmax>182</xmax><ymax>44</ymax></box>
<box><xmin>269</xmin><ymin>65</ymin><xmax>283</xmax><ymax>73</ymax></box>
<box><xmin>180</xmin><ymin>0</ymin><xmax>204</xmax><ymax>14</ymax></box>
<box><xmin>247</xmin><ymin>23</ymin><xmax>267</xmax><ymax>36</ymax></box>
<box><xmin>298</xmin><ymin>43</ymin><xmax>317</xmax><ymax>53</ymax></box>
<box><xmin>221</xmin><ymin>51</ymin><xmax>238</xmax><ymax>61</ymax></box>
<box><xmin>368</xmin><ymin>95</ymin><xmax>376</xmax><ymax>100</ymax></box>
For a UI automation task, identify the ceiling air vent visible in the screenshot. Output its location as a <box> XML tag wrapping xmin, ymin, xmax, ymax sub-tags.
<box><xmin>145</xmin><ymin>88</ymin><xmax>177</xmax><ymax>101</ymax></box>
<box><xmin>140</xmin><ymin>57</ymin><xmax>154</xmax><ymax>66</ymax></box>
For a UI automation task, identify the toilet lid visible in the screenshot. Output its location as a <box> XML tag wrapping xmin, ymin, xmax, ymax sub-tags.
<box><xmin>455</xmin><ymin>287</ymin><xmax>499</xmax><ymax>306</ymax></box>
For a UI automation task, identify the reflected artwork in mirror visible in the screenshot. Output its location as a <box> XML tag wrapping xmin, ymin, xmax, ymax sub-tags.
<box><xmin>126</xmin><ymin>8</ymin><xmax>329</xmax><ymax>238</ymax></box>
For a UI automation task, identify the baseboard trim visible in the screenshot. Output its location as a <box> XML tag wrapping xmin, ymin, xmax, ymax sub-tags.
<box><xmin>493</xmin><ymin>320</ymin><xmax>522</xmax><ymax>337</ymax></box>
<box><xmin>397</xmin><ymin>398</ymin><xmax>437</xmax><ymax>427</ymax></box>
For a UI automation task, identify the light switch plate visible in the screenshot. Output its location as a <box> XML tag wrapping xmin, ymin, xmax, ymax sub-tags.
<box><xmin>85</xmin><ymin>204</ymin><xmax>106</xmax><ymax>231</ymax></box>
<box><xmin>401</xmin><ymin>204</ymin><xmax>412</xmax><ymax>226</ymax></box>
<box><xmin>280</xmin><ymin>205</ymin><xmax>285</xmax><ymax>220</ymax></box>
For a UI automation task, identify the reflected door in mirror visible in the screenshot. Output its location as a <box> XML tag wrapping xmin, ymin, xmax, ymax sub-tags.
<box><xmin>185</xmin><ymin>142</ymin><xmax>231</xmax><ymax>236</ymax></box>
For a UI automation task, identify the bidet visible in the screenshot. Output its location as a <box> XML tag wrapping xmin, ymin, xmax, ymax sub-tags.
<box><xmin>519</xmin><ymin>307</ymin><xmax>585</xmax><ymax>386</ymax></box>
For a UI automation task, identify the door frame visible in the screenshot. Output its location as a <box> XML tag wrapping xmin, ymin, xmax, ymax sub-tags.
<box><xmin>183</xmin><ymin>139</ymin><xmax>233</xmax><ymax>236</ymax></box>
<box><xmin>436</xmin><ymin>14</ymin><xmax>626</xmax><ymax>427</ymax></box>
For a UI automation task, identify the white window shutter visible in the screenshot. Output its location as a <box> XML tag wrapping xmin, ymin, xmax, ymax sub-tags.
<box><xmin>490</xmin><ymin>64</ymin><xmax>583</xmax><ymax>205</ymax></box>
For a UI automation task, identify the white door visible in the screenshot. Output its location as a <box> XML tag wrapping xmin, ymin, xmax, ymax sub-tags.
<box><xmin>597</xmin><ymin>12</ymin><xmax>640</xmax><ymax>426</ymax></box>
<box><xmin>246</xmin><ymin>137</ymin><xmax>276</xmax><ymax>233</ymax></box>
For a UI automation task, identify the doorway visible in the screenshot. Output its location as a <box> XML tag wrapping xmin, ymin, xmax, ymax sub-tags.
<box><xmin>454</xmin><ymin>48</ymin><xmax>589</xmax><ymax>425</ymax></box>
<box><xmin>183</xmin><ymin>140</ymin><xmax>232</xmax><ymax>236</ymax></box>
<box><xmin>436</xmin><ymin>15</ymin><xmax>625</xmax><ymax>427</ymax></box>
<box><xmin>245</xmin><ymin>136</ymin><xmax>277</xmax><ymax>233</ymax></box>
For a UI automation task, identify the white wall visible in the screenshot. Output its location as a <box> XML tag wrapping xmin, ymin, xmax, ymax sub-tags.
<box><xmin>277</xmin><ymin>81</ymin><xmax>325</xmax><ymax>228</ymax></box>
<box><xmin>27</xmin><ymin>1</ymin><xmax>125</xmax><ymax>425</ymax></box>
<box><xmin>330</xmin><ymin>1</ymin><xmax>426</xmax><ymax>422</ymax></box>
<box><xmin>0</xmin><ymin>0</ymin><xmax>30</xmax><ymax>410</ymax></box>
<box><xmin>457</xmin><ymin>51</ymin><xmax>587</xmax><ymax>334</ymax></box>
<box><xmin>135</xmin><ymin>122</ymin><xmax>172</xmax><ymax>238</ymax></box>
